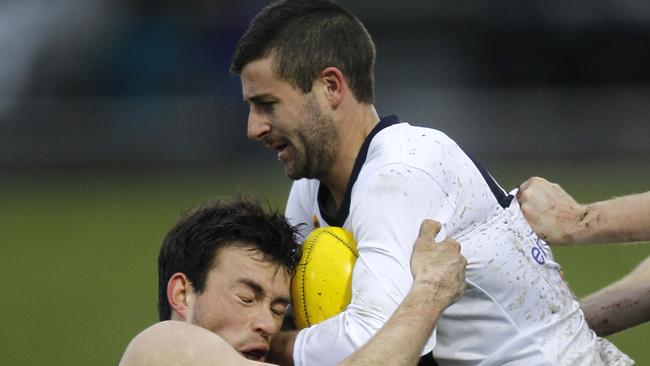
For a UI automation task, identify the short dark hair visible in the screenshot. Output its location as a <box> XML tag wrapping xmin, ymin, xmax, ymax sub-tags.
<box><xmin>230</xmin><ymin>0</ymin><xmax>376</xmax><ymax>103</ymax></box>
<box><xmin>157</xmin><ymin>197</ymin><xmax>300</xmax><ymax>321</ymax></box>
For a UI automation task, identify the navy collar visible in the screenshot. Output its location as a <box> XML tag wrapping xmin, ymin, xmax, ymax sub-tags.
<box><xmin>317</xmin><ymin>115</ymin><xmax>400</xmax><ymax>226</ymax></box>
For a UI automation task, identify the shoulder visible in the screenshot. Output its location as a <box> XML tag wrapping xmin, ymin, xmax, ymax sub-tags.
<box><xmin>355</xmin><ymin>163</ymin><xmax>433</xmax><ymax>196</ymax></box>
<box><xmin>288</xmin><ymin>178</ymin><xmax>319</xmax><ymax>196</ymax></box>
<box><xmin>286</xmin><ymin>179</ymin><xmax>319</xmax><ymax>229</ymax></box>
<box><xmin>129</xmin><ymin>320</ymin><xmax>221</xmax><ymax>342</ymax></box>
<box><xmin>357</xmin><ymin>123</ymin><xmax>467</xmax><ymax>199</ymax></box>
<box><xmin>349</xmin><ymin>163</ymin><xmax>451</xmax><ymax>234</ymax></box>
<box><xmin>119</xmin><ymin>321</ymin><xmax>243</xmax><ymax>366</ymax></box>
<box><xmin>377</xmin><ymin>122</ymin><xmax>457</xmax><ymax>153</ymax></box>
<box><xmin>368</xmin><ymin>123</ymin><xmax>465</xmax><ymax>174</ymax></box>
<box><xmin>287</xmin><ymin>179</ymin><xmax>320</xmax><ymax>208</ymax></box>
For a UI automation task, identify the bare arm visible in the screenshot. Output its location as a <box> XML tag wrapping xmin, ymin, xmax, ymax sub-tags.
<box><xmin>518</xmin><ymin>176</ymin><xmax>650</xmax><ymax>245</ymax></box>
<box><xmin>118</xmin><ymin>321</ymin><xmax>269</xmax><ymax>366</ymax></box>
<box><xmin>338</xmin><ymin>220</ymin><xmax>466</xmax><ymax>366</ymax></box>
<box><xmin>580</xmin><ymin>256</ymin><xmax>650</xmax><ymax>336</ymax></box>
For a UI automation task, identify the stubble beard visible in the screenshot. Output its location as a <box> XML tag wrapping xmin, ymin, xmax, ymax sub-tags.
<box><xmin>285</xmin><ymin>97</ymin><xmax>339</xmax><ymax>181</ymax></box>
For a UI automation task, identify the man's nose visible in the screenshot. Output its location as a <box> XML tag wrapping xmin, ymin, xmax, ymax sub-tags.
<box><xmin>253</xmin><ymin>308</ymin><xmax>280</xmax><ymax>338</ymax></box>
<box><xmin>247</xmin><ymin>109</ymin><xmax>271</xmax><ymax>141</ymax></box>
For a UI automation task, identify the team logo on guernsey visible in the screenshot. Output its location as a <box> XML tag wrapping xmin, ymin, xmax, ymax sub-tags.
<box><xmin>530</xmin><ymin>230</ymin><xmax>550</xmax><ymax>264</ymax></box>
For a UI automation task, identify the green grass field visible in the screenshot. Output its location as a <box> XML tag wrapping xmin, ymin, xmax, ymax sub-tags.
<box><xmin>1</xmin><ymin>157</ymin><xmax>648</xmax><ymax>365</ymax></box>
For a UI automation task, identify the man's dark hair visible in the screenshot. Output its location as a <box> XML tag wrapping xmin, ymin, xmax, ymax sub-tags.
<box><xmin>157</xmin><ymin>197</ymin><xmax>300</xmax><ymax>321</ymax></box>
<box><xmin>230</xmin><ymin>0</ymin><xmax>376</xmax><ymax>103</ymax></box>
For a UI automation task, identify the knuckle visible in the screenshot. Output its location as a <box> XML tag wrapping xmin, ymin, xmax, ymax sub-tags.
<box><xmin>450</xmin><ymin>240</ymin><xmax>461</xmax><ymax>251</ymax></box>
<box><xmin>444</xmin><ymin>237</ymin><xmax>459</xmax><ymax>246</ymax></box>
<box><xmin>422</xmin><ymin>219</ymin><xmax>441</xmax><ymax>233</ymax></box>
<box><xmin>518</xmin><ymin>189</ymin><xmax>528</xmax><ymax>200</ymax></box>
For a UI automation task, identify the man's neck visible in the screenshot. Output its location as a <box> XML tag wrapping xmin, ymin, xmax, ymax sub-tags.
<box><xmin>320</xmin><ymin>105</ymin><xmax>380</xmax><ymax>209</ymax></box>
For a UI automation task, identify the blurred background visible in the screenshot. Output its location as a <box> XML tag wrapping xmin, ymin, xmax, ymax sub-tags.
<box><xmin>1</xmin><ymin>0</ymin><xmax>649</xmax><ymax>364</ymax></box>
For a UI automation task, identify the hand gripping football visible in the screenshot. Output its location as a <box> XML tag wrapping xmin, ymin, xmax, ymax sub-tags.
<box><xmin>291</xmin><ymin>227</ymin><xmax>358</xmax><ymax>329</ymax></box>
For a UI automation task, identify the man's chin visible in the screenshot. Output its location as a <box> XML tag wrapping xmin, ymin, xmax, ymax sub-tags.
<box><xmin>284</xmin><ymin>164</ymin><xmax>307</xmax><ymax>181</ymax></box>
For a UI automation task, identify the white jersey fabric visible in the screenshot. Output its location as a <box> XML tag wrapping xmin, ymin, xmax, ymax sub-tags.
<box><xmin>286</xmin><ymin>116</ymin><xmax>633</xmax><ymax>366</ymax></box>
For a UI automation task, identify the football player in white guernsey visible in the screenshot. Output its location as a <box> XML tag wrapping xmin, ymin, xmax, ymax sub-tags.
<box><xmin>231</xmin><ymin>0</ymin><xmax>633</xmax><ymax>365</ymax></box>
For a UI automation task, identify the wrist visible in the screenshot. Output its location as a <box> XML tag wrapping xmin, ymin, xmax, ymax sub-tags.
<box><xmin>411</xmin><ymin>279</ymin><xmax>457</xmax><ymax>309</ymax></box>
<box><xmin>569</xmin><ymin>203</ymin><xmax>594</xmax><ymax>244</ymax></box>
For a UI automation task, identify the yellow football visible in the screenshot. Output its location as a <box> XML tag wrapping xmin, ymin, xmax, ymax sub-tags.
<box><xmin>291</xmin><ymin>226</ymin><xmax>358</xmax><ymax>329</ymax></box>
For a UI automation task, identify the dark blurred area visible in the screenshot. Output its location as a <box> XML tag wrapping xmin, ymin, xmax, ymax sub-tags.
<box><xmin>2</xmin><ymin>0</ymin><xmax>650</xmax><ymax>170</ymax></box>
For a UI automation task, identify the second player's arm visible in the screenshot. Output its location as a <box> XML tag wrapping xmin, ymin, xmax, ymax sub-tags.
<box><xmin>339</xmin><ymin>220</ymin><xmax>466</xmax><ymax>366</ymax></box>
<box><xmin>580</xmin><ymin>256</ymin><xmax>650</xmax><ymax>336</ymax></box>
<box><xmin>518</xmin><ymin>177</ymin><xmax>650</xmax><ymax>245</ymax></box>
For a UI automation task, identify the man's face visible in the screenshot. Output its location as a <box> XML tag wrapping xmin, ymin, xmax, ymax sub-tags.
<box><xmin>188</xmin><ymin>246</ymin><xmax>291</xmax><ymax>362</ymax></box>
<box><xmin>241</xmin><ymin>56</ymin><xmax>339</xmax><ymax>180</ymax></box>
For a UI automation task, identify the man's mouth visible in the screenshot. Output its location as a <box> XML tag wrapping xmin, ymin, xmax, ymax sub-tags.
<box><xmin>240</xmin><ymin>347</ymin><xmax>268</xmax><ymax>362</ymax></box>
<box><xmin>264</xmin><ymin>137</ymin><xmax>287</xmax><ymax>151</ymax></box>
<box><xmin>275</xmin><ymin>143</ymin><xmax>288</xmax><ymax>153</ymax></box>
<box><xmin>271</xmin><ymin>142</ymin><xmax>290</xmax><ymax>161</ymax></box>
<box><xmin>263</xmin><ymin>136</ymin><xmax>291</xmax><ymax>162</ymax></box>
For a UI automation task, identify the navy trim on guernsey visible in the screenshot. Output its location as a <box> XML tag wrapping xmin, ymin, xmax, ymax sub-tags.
<box><xmin>317</xmin><ymin>115</ymin><xmax>400</xmax><ymax>226</ymax></box>
<box><xmin>467</xmin><ymin>155</ymin><xmax>514</xmax><ymax>209</ymax></box>
<box><xmin>317</xmin><ymin>115</ymin><xmax>512</xmax><ymax>225</ymax></box>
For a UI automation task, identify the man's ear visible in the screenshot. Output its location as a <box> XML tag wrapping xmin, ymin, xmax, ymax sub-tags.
<box><xmin>319</xmin><ymin>67</ymin><xmax>346</xmax><ymax>109</ymax></box>
<box><xmin>167</xmin><ymin>273</ymin><xmax>196</xmax><ymax>321</ymax></box>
